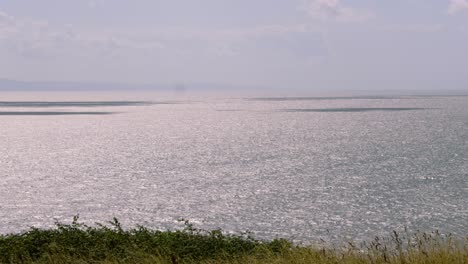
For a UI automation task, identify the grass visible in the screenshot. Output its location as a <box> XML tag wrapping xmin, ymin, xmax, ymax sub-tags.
<box><xmin>0</xmin><ymin>216</ymin><xmax>466</xmax><ymax>264</ymax></box>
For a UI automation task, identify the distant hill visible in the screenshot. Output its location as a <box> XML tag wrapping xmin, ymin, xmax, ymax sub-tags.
<box><xmin>0</xmin><ymin>79</ymin><xmax>164</xmax><ymax>91</ymax></box>
<box><xmin>1</xmin><ymin>79</ymin><xmax>466</xmax><ymax>95</ymax></box>
<box><xmin>0</xmin><ymin>79</ymin><xmax>265</xmax><ymax>92</ymax></box>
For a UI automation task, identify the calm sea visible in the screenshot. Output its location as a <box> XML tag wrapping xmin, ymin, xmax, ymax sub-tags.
<box><xmin>0</xmin><ymin>92</ymin><xmax>466</xmax><ymax>242</ymax></box>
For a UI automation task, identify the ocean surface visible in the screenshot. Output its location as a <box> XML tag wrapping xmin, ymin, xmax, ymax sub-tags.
<box><xmin>0</xmin><ymin>91</ymin><xmax>467</xmax><ymax>242</ymax></box>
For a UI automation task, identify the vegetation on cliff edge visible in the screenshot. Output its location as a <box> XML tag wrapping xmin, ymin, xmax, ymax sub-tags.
<box><xmin>0</xmin><ymin>216</ymin><xmax>466</xmax><ymax>264</ymax></box>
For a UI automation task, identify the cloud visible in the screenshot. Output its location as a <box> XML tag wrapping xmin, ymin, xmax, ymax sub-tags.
<box><xmin>383</xmin><ymin>24</ymin><xmax>444</xmax><ymax>33</ymax></box>
<box><xmin>0</xmin><ymin>10</ymin><xmax>76</xmax><ymax>59</ymax></box>
<box><xmin>448</xmin><ymin>0</ymin><xmax>468</xmax><ymax>15</ymax></box>
<box><xmin>0</xmin><ymin>9</ymin><xmax>166</xmax><ymax>60</ymax></box>
<box><xmin>299</xmin><ymin>0</ymin><xmax>373</xmax><ymax>22</ymax></box>
<box><xmin>0</xmin><ymin>9</ymin><xmax>328</xmax><ymax>84</ymax></box>
<box><xmin>73</xmin><ymin>24</ymin><xmax>324</xmax><ymax>61</ymax></box>
<box><xmin>1</xmin><ymin>8</ymin><xmax>320</xmax><ymax>60</ymax></box>
<box><xmin>0</xmin><ymin>10</ymin><xmax>16</xmax><ymax>37</ymax></box>
<box><xmin>87</xmin><ymin>0</ymin><xmax>106</xmax><ymax>9</ymax></box>
<box><xmin>0</xmin><ymin>10</ymin><xmax>14</xmax><ymax>25</ymax></box>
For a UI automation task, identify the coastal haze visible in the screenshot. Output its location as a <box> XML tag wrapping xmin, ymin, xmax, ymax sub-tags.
<box><xmin>1</xmin><ymin>1</ymin><xmax>468</xmax><ymax>91</ymax></box>
<box><xmin>0</xmin><ymin>92</ymin><xmax>466</xmax><ymax>242</ymax></box>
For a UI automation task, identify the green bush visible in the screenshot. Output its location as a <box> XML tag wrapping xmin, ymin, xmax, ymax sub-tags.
<box><xmin>0</xmin><ymin>217</ymin><xmax>466</xmax><ymax>264</ymax></box>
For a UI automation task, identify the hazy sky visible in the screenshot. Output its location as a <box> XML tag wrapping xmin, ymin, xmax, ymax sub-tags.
<box><xmin>1</xmin><ymin>0</ymin><xmax>467</xmax><ymax>90</ymax></box>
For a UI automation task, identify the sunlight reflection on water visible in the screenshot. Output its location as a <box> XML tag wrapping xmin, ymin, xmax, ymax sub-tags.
<box><xmin>0</xmin><ymin>93</ymin><xmax>466</xmax><ymax>242</ymax></box>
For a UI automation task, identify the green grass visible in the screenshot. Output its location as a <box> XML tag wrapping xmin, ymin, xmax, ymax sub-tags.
<box><xmin>0</xmin><ymin>216</ymin><xmax>466</xmax><ymax>264</ymax></box>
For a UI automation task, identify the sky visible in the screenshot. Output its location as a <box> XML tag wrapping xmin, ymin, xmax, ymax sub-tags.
<box><xmin>0</xmin><ymin>0</ymin><xmax>467</xmax><ymax>91</ymax></box>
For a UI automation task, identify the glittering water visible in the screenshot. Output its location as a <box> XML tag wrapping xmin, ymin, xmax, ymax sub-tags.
<box><xmin>0</xmin><ymin>92</ymin><xmax>467</xmax><ymax>242</ymax></box>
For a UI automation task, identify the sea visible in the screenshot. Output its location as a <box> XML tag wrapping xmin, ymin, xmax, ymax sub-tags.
<box><xmin>0</xmin><ymin>91</ymin><xmax>466</xmax><ymax>243</ymax></box>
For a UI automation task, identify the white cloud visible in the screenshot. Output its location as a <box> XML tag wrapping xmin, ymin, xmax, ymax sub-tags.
<box><xmin>299</xmin><ymin>0</ymin><xmax>373</xmax><ymax>22</ymax></box>
<box><xmin>448</xmin><ymin>0</ymin><xmax>468</xmax><ymax>15</ymax></box>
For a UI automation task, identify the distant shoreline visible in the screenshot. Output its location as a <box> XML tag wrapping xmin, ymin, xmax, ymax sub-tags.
<box><xmin>2</xmin><ymin>79</ymin><xmax>468</xmax><ymax>96</ymax></box>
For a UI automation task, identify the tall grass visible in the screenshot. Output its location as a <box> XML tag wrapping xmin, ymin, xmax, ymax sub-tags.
<box><xmin>0</xmin><ymin>216</ymin><xmax>466</xmax><ymax>264</ymax></box>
